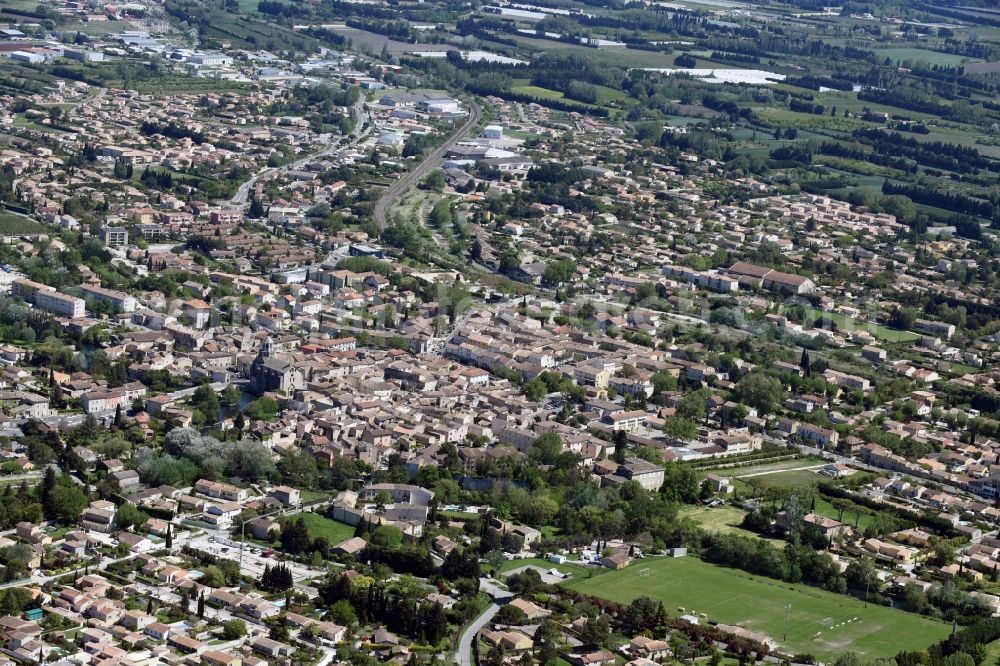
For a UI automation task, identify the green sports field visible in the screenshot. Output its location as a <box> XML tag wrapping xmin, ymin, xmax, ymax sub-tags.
<box><xmin>563</xmin><ymin>557</ymin><xmax>950</xmax><ymax>662</ymax></box>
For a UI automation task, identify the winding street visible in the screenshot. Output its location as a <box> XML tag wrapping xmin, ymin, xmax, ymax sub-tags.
<box><xmin>456</xmin><ymin>601</ymin><xmax>500</xmax><ymax>666</ymax></box>
<box><xmin>228</xmin><ymin>93</ymin><xmax>370</xmax><ymax>207</ymax></box>
<box><xmin>373</xmin><ymin>98</ymin><xmax>482</xmax><ymax>230</ymax></box>
<box><xmin>455</xmin><ymin>578</ymin><xmax>511</xmax><ymax>666</ymax></box>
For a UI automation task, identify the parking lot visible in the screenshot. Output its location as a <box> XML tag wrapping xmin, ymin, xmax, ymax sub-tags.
<box><xmin>187</xmin><ymin>534</ymin><xmax>325</xmax><ymax>583</ymax></box>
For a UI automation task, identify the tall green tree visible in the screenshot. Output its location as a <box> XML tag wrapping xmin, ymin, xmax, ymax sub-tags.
<box><xmin>39</xmin><ymin>466</ymin><xmax>57</xmax><ymax>520</ymax></box>
<box><xmin>279</xmin><ymin>517</ymin><xmax>311</xmax><ymax>554</ymax></box>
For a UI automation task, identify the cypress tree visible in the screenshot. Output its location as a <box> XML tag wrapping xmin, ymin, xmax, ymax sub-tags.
<box><xmin>39</xmin><ymin>467</ymin><xmax>57</xmax><ymax>521</ymax></box>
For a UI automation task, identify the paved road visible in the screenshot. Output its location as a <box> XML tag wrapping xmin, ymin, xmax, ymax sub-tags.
<box><xmin>184</xmin><ymin>500</ymin><xmax>336</xmax><ymax>583</ymax></box>
<box><xmin>69</xmin><ymin>87</ymin><xmax>106</xmax><ymax>114</ymax></box>
<box><xmin>479</xmin><ymin>578</ymin><xmax>512</xmax><ymax>601</ymax></box>
<box><xmin>373</xmin><ymin>98</ymin><xmax>482</xmax><ymax>229</ymax></box>
<box><xmin>456</xmin><ymin>601</ymin><xmax>500</xmax><ymax>666</ymax></box>
<box><xmin>0</xmin><ymin>472</ymin><xmax>42</xmax><ymax>484</ymax></box>
<box><xmin>228</xmin><ymin>93</ymin><xmax>369</xmax><ymax>206</ymax></box>
<box><xmin>189</xmin><ymin>532</ymin><xmax>327</xmax><ymax>583</ymax></box>
<box><xmin>735</xmin><ymin>463</ymin><xmax>826</xmax><ymax>479</ymax></box>
<box><xmin>454</xmin><ymin>577</ymin><xmax>513</xmax><ymax>666</ymax></box>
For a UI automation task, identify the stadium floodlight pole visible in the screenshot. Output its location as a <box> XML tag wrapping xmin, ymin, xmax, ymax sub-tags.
<box><xmin>783</xmin><ymin>604</ymin><xmax>791</xmax><ymax>642</ymax></box>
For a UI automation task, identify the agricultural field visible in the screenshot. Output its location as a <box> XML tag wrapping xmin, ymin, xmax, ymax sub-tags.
<box><xmin>71</xmin><ymin>20</ymin><xmax>136</xmax><ymax>35</ymax></box>
<box><xmin>234</xmin><ymin>0</ymin><xmax>270</xmax><ymax>11</ymax></box>
<box><xmin>329</xmin><ymin>26</ymin><xmax>441</xmax><ymax>55</ymax></box>
<box><xmin>510</xmin><ymin>83</ymin><xmax>566</xmax><ymax>102</ymax></box>
<box><xmin>872</xmin><ymin>47</ymin><xmax>975</xmax><ymax>67</ymax></box>
<box><xmin>0</xmin><ymin>210</ymin><xmax>48</xmax><ymax>235</ymax></box>
<box><xmin>509</xmin><ymin>79</ymin><xmax>627</xmax><ymax>109</ymax></box>
<box><xmin>564</xmin><ymin>556</ymin><xmax>951</xmax><ymax>662</ymax></box>
<box><xmin>505</xmin><ymin>35</ymin><xmax>684</xmax><ymax>69</ymax></box>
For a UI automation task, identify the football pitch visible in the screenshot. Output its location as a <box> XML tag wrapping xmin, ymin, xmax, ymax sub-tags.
<box><xmin>563</xmin><ymin>557</ymin><xmax>950</xmax><ymax>662</ymax></box>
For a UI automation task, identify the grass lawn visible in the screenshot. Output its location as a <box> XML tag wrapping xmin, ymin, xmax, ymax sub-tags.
<box><xmin>564</xmin><ymin>557</ymin><xmax>950</xmax><ymax>662</ymax></box>
<box><xmin>11</xmin><ymin>115</ymin><xmax>71</xmax><ymax>135</ymax></box>
<box><xmin>804</xmin><ymin>308</ymin><xmax>919</xmax><ymax>343</ymax></box>
<box><xmin>509</xmin><ymin>79</ymin><xmax>630</xmax><ymax>107</ymax></box>
<box><xmin>300</xmin><ymin>490</ymin><xmax>333</xmax><ymax>503</ymax></box>
<box><xmin>294</xmin><ymin>513</ymin><xmax>355</xmax><ymax>544</ymax></box>
<box><xmin>698</xmin><ymin>460</ymin><xmax>828</xmax><ymax>495</ymax></box>
<box><xmin>1</xmin><ymin>0</ymin><xmax>40</xmax><ymax>9</ymax></box>
<box><xmin>497</xmin><ymin>557</ymin><xmax>580</xmax><ymax>578</ymax></box>
<box><xmin>822</xmin><ymin>167</ymin><xmax>906</xmax><ymax>191</ymax></box>
<box><xmin>985</xmin><ymin>637</ymin><xmax>1000</xmax><ymax>665</ymax></box>
<box><xmin>440</xmin><ymin>510</ymin><xmax>480</xmax><ymax>521</ymax></box>
<box><xmin>946</xmin><ymin>362</ymin><xmax>981</xmax><ymax>376</ymax></box>
<box><xmin>735</xmin><ymin>469</ymin><xmax>827</xmax><ymax>490</ymax></box>
<box><xmin>47</xmin><ymin>527</ymin><xmax>72</xmax><ymax>540</ymax></box>
<box><xmin>680</xmin><ymin>504</ymin><xmax>748</xmax><ymax>532</ymax></box>
<box><xmin>511</xmin><ymin>83</ymin><xmax>566</xmax><ymax>101</ymax></box>
<box><xmin>678</xmin><ymin>505</ymin><xmax>786</xmax><ymax>548</ymax></box>
<box><xmin>541</xmin><ymin>525</ymin><xmax>561</xmax><ymax>539</ymax></box>
<box><xmin>593</xmin><ymin>84</ymin><xmax>628</xmax><ymax>105</ymax></box>
<box><xmin>509</xmin><ymin>82</ymin><xmax>607</xmax><ymax>110</ymax></box>
<box><xmin>813</xmin><ymin>496</ymin><xmax>876</xmax><ymax>532</ymax></box>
